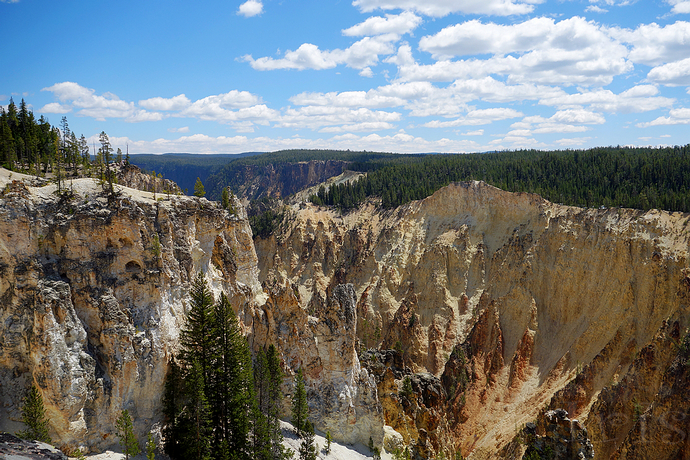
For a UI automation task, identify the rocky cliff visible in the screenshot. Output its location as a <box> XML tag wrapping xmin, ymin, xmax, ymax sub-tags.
<box><xmin>0</xmin><ymin>169</ymin><xmax>262</xmax><ymax>453</ymax></box>
<box><xmin>206</xmin><ymin>159</ymin><xmax>349</xmax><ymax>201</ymax></box>
<box><xmin>4</xmin><ymin>166</ymin><xmax>690</xmax><ymax>458</ymax></box>
<box><xmin>255</xmin><ymin>181</ymin><xmax>690</xmax><ymax>458</ymax></box>
<box><xmin>0</xmin><ymin>166</ymin><xmax>383</xmax><ymax>454</ymax></box>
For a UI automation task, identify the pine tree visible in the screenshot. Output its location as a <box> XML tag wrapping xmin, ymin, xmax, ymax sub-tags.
<box><xmin>146</xmin><ymin>432</ymin><xmax>156</xmax><ymax>460</ymax></box>
<box><xmin>214</xmin><ymin>293</ymin><xmax>256</xmax><ymax>459</ymax></box>
<box><xmin>291</xmin><ymin>368</ymin><xmax>309</xmax><ymax>438</ymax></box>
<box><xmin>179</xmin><ymin>272</ymin><xmax>215</xmax><ymax>386</ymax></box>
<box><xmin>181</xmin><ymin>359</ymin><xmax>212</xmax><ymax>460</ymax></box>
<box><xmin>194</xmin><ymin>177</ymin><xmax>206</xmax><ymax>197</ymax></box>
<box><xmin>325</xmin><ymin>431</ymin><xmax>332</xmax><ymax>454</ymax></box>
<box><xmin>266</xmin><ymin>344</ymin><xmax>287</xmax><ymax>459</ymax></box>
<box><xmin>297</xmin><ymin>421</ymin><xmax>317</xmax><ymax>460</ymax></box>
<box><xmin>115</xmin><ymin>410</ymin><xmax>140</xmax><ymax>460</ymax></box>
<box><xmin>16</xmin><ymin>384</ymin><xmax>51</xmax><ymax>444</ymax></box>
<box><xmin>162</xmin><ymin>358</ymin><xmax>184</xmax><ymax>460</ymax></box>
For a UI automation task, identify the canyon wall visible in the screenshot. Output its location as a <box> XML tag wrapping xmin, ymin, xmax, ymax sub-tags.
<box><xmin>255</xmin><ymin>181</ymin><xmax>690</xmax><ymax>458</ymax></box>
<box><xmin>0</xmin><ymin>168</ymin><xmax>382</xmax><ymax>453</ymax></box>
<box><xmin>4</xmin><ymin>167</ymin><xmax>690</xmax><ymax>458</ymax></box>
<box><xmin>0</xmin><ymin>173</ymin><xmax>262</xmax><ymax>453</ymax></box>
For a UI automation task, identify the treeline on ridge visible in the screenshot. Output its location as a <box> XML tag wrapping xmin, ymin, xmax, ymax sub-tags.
<box><xmin>309</xmin><ymin>146</ymin><xmax>690</xmax><ymax>212</ymax></box>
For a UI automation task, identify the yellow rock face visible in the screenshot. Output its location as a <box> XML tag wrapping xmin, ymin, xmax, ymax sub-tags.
<box><xmin>257</xmin><ymin>180</ymin><xmax>690</xmax><ymax>457</ymax></box>
<box><xmin>0</xmin><ymin>172</ymin><xmax>262</xmax><ymax>453</ymax></box>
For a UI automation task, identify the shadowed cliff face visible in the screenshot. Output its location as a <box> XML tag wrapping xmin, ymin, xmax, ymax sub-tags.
<box><xmin>254</xmin><ymin>181</ymin><xmax>690</xmax><ymax>458</ymax></box>
<box><xmin>0</xmin><ymin>173</ymin><xmax>263</xmax><ymax>453</ymax></box>
<box><xmin>208</xmin><ymin>159</ymin><xmax>349</xmax><ymax>201</ymax></box>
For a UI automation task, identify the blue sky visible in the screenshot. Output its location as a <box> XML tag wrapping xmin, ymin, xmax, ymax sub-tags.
<box><xmin>1</xmin><ymin>0</ymin><xmax>690</xmax><ymax>154</ymax></box>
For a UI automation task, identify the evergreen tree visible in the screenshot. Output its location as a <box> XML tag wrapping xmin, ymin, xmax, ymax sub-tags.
<box><xmin>213</xmin><ymin>293</ymin><xmax>256</xmax><ymax>459</ymax></box>
<box><xmin>194</xmin><ymin>177</ymin><xmax>206</xmax><ymax>197</ymax></box>
<box><xmin>266</xmin><ymin>344</ymin><xmax>287</xmax><ymax>459</ymax></box>
<box><xmin>180</xmin><ymin>359</ymin><xmax>212</xmax><ymax>460</ymax></box>
<box><xmin>162</xmin><ymin>358</ymin><xmax>184</xmax><ymax>460</ymax></box>
<box><xmin>115</xmin><ymin>410</ymin><xmax>140</xmax><ymax>460</ymax></box>
<box><xmin>179</xmin><ymin>272</ymin><xmax>215</xmax><ymax>386</ymax></box>
<box><xmin>221</xmin><ymin>187</ymin><xmax>230</xmax><ymax>210</ymax></box>
<box><xmin>297</xmin><ymin>421</ymin><xmax>317</xmax><ymax>460</ymax></box>
<box><xmin>146</xmin><ymin>432</ymin><xmax>156</xmax><ymax>460</ymax></box>
<box><xmin>291</xmin><ymin>368</ymin><xmax>309</xmax><ymax>438</ymax></box>
<box><xmin>325</xmin><ymin>431</ymin><xmax>332</xmax><ymax>454</ymax></box>
<box><xmin>16</xmin><ymin>384</ymin><xmax>51</xmax><ymax>444</ymax></box>
<box><xmin>99</xmin><ymin>131</ymin><xmax>116</xmax><ymax>202</ymax></box>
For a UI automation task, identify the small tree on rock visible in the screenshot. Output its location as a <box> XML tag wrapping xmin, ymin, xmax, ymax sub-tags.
<box><xmin>193</xmin><ymin>177</ymin><xmax>205</xmax><ymax>197</ymax></box>
<box><xmin>16</xmin><ymin>384</ymin><xmax>51</xmax><ymax>444</ymax></box>
<box><xmin>115</xmin><ymin>409</ymin><xmax>140</xmax><ymax>460</ymax></box>
<box><xmin>297</xmin><ymin>421</ymin><xmax>317</xmax><ymax>460</ymax></box>
<box><xmin>291</xmin><ymin>368</ymin><xmax>309</xmax><ymax>437</ymax></box>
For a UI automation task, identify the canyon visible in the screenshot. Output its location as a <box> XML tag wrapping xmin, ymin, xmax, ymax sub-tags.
<box><xmin>1</xmin><ymin>166</ymin><xmax>689</xmax><ymax>458</ymax></box>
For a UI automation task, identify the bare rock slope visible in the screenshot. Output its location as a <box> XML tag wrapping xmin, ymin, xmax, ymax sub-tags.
<box><xmin>256</xmin><ymin>181</ymin><xmax>690</xmax><ymax>458</ymax></box>
<box><xmin>0</xmin><ymin>169</ymin><xmax>262</xmax><ymax>453</ymax></box>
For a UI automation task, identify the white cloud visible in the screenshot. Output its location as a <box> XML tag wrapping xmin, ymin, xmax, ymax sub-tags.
<box><xmin>41</xmin><ymin>82</ymin><xmax>137</xmax><ymax>120</ymax></box>
<box><xmin>585</xmin><ymin>5</ymin><xmax>608</xmax><ymax>13</ymax></box>
<box><xmin>39</xmin><ymin>102</ymin><xmax>72</xmax><ymax>114</ymax></box>
<box><xmin>463</xmin><ymin>129</ymin><xmax>484</xmax><ymax>135</ymax></box>
<box><xmin>359</xmin><ymin>67</ymin><xmax>375</xmax><ymax>77</ymax></box>
<box><xmin>667</xmin><ymin>0</ymin><xmax>690</xmax><ymax>14</ymax></box>
<box><xmin>352</xmin><ymin>0</ymin><xmax>538</xmax><ymax>17</ymax></box>
<box><xmin>290</xmin><ymin>89</ymin><xmax>406</xmax><ymax>109</ymax></box>
<box><xmin>637</xmin><ymin>107</ymin><xmax>690</xmax><ymax>127</ymax></box>
<box><xmin>610</xmin><ymin>21</ymin><xmax>690</xmax><ymax>66</ymax></box>
<box><xmin>422</xmin><ymin>108</ymin><xmax>523</xmax><ymax>128</ymax></box>
<box><xmin>319</xmin><ymin>121</ymin><xmax>397</xmax><ymax>132</ymax></box>
<box><xmin>647</xmin><ymin>57</ymin><xmax>690</xmax><ymax>86</ymax></box>
<box><xmin>554</xmin><ymin>137</ymin><xmax>591</xmax><ymax>146</ymax></box>
<box><xmin>342</xmin><ymin>11</ymin><xmax>422</xmax><ymax>36</ymax></box>
<box><xmin>238</xmin><ymin>0</ymin><xmax>263</xmax><ymax>17</ymax></box>
<box><xmin>118</xmin><ymin>132</ymin><xmax>482</xmax><ymax>155</ymax></box>
<box><xmin>168</xmin><ymin>126</ymin><xmax>190</xmax><ymax>133</ymax></box>
<box><xmin>538</xmin><ymin>85</ymin><xmax>674</xmax><ymax>113</ymax></box>
<box><xmin>243</xmin><ymin>35</ymin><xmax>398</xmax><ymax>71</ymax></box>
<box><xmin>277</xmin><ymin>106</ymin><xmax>401</xmax><ymax>130</ymax></box>
<box><xmin>509</xmin><ymin>109</ymin><xmax>604</xmax><ymax>135</ymax></box>
<box><xmin>412</xmin><ymin>17</ymin><xmax>631</xmax><ymax>87</ymax></box>
<box><xmin>139</xmin><ymin>94</ymin><xmax>191</xmax><ymax>111</ymax></box>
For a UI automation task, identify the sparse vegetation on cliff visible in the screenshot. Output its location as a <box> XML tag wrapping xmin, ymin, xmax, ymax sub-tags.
<box><xmin>15</xmin><ymin>384</ymin><xmax>51</xmax><ymax>444</ymax></box>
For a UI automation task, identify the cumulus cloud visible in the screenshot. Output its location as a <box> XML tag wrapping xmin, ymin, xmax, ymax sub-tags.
<box><xmin>667</xmin><ymin>0</ymin><xmax>690</xmax><ymax>14</ymax></box>
<box><xmin>538</xmin><ymin>85</ymin><xmax>675</xmax><ymax>113</ymax></box>
<box><xmin>637</xmin><ymin>107</ymin><xmax>690</xmax><ymax>127</ymax></box>
<box><xmin>422</xmin><ymin>108</ymin><xmax>523</xmax><ymax>128</ymax></box>
<box><xmin>243</xmin><ymin>35</ymin><xmax>398</xmax><ymax>70</ymax></box>
<box><xmin>352</xmin><ymin>0</ymin><xmax>537</xmax><ymax>17</ymax></box>
<box><xmin>610</xmin><ymin>21</ymin><xmax>690</xmax><ymax>66</ymax></box>
<box><xmin>120</xmin><ymin>132</ymin><xmax>481</xmax><ymax>155</ymax></box>
<box><xmin>40</xmin><ymin>81</ymin><xmax>157</xmax><ymax>121</ymax></box>
<box><xmin>342</xmin><ymin>11</ymin><xmax>422</xmax><ymax>36</ymax></box>
<box><xmin>168</xmin><ymin>126</ymin><xmax>190</xmax><ymax>133</ymax></box>
<box><xmin>647</xmin><ymin>57</ymin><xmax>690</xmax><ymax>86</ymax></box>
<box><xmin>238</xmin><ymin>0</ymin><xmax>263</xmax><ymax>17</ymax></box>
<box><xmin>277</xmin><ymin>106</ymin><xmax>401</xmax><ymax>130</ymax></box>
<box><xmin>412</xmin><ymin>17</ymin><xmax>631</xmax><ymax>87</ymax></box>
<box><xmin>39</xmin><ymin>102</ymin><xmax>72</xmax><ymax>114</ymax></box>
<box><xmin>139</xmin><ymin>94</ymin><xmax>191</xmax><ymax>111</ymax></box>
<box><xmin>509</xmin><ymin>109</ymin><xmax>604</xmax><ymax>136</ymax></box>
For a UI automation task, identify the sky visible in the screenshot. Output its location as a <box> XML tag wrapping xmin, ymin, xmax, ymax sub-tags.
<box><xmin>1</xmin><ymin>0</ymin><xmax>690</xmax><ymax>155</ymax></box>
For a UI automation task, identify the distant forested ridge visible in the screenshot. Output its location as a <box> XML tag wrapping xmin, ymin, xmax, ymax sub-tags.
<box><xmin>128</xmin><ymin>152</ymin><xmax>261</xmax><ymax>196</ymax></box>
<box><xmin>309</xmin><ymin>146</ymin><xmax>690</xmax><ymax>213</ymax></box>
<box><xmin>203</xmin><ymin>149</ymin><xmax>402</xmax><ymax>199</ymax></box>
